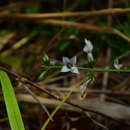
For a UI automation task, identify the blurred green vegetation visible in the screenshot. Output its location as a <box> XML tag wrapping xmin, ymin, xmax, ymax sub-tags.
<box><xmin>0</xmin><ymin>0</ymin><xmax>130</xmax><ymax>72</ymax></box>
<box><xmin>0</xmin><ymin>0</ymin><xmax>130</xmax><ymax>129</ymax></box>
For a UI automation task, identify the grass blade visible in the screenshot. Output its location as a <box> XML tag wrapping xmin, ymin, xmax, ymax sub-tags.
<box><xmin>0</xmin><ymin>70</ymin><xmax>25</xmax><ymax>130</ymax></box>
<box><xmin>41</xmin><ymin>80</ymin><xmax>84</xmax><ymax>130</ymax></box>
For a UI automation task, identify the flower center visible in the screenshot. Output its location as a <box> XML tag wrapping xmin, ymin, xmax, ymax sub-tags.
<box><xmin>67</xmin><ymin>63</ymin><xmax>72</xmax><ymax>69</ymax></box>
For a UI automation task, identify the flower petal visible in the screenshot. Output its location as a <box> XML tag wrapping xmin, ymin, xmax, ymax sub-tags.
<box><xmin>63</xmin><ymin>57</ymin><xmax>70</xmax><ymax>65</ymax></box>
<box><xmin>61</xmin><ymin>65</ymin><xmax>70</xmax><ymax>72</ymax></box>
<box><xmin>78</xmin><ymin>79</ymin><xmax>91</xmax><ymax>93</ymax></box>
<box><xmin>87</xmin><ymin>53</ymin><xmax>94</xmax><ymax>62</ymax></box>
<box><xmin>70</xmin><ymin>56</ymin><xmax>77</xmax><ymax>65</ymax></box>
<box><xmin>84</xmin><ymin>38</ymin><xmax>93</xmax><ymax>52</ymax></box>
<box><xmin>78</xmin><ymin>83</ymin><xmax>87</xmax><ymax>94</ymax></box>
<box><xmin>71</xmin><ymin>67</ymin><xmax>79</xmax><ymax>74</ymax></box>
<box><xmin>83</xmin><ymin>46</ymin><xmax>89</xmax><ymax>53</ymax></box>
<box><xmin>50</xmin><ymin>59</ymin><xmax>57</xmax><ymax>65</ymax></box>
<box><xmin>114</xmin><ymin>59</ymin><xmax>123</xmax><ymax>69</ymax></box>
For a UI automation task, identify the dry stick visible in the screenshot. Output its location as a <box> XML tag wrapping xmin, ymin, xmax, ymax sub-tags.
<box><xmin>1</xmin><ymin>8</ymin><xmax>130</xmax><ymax>19</ymax></box>
<box><xmin>23</xmin><ymin>85</ymin><xmax>53</xmax><ymax>121</ymax></box>
<box><xmin>44</xmin><ymin>86</ymin><xmax>130</xmax><ymax>96</ymax></box>
<box><xmin>85</xmin><ymin>112</ymin><xmax>109</xmax><ymax>130</ymax></box>
<box><xmin>100</xmin><ymin>0</ymin><xmax>113</xmax><ymax>101</ymax></box>
<box><xmin>45</xmin><ymin>28</ymin><xmax>65</xmax><ymax>52</ymax></box>
<box><xmin>17</xmin><ymin>94</ymin><xmax>130</xmax><ymax>122</ymax></box>
<box><xmin>0</xmin><ymin>8</ymin><xmax>130</xmax><ymax>41</ymax></box>
<box><xmin>0</xmin><ymin>66</ymin><xmax>129</xmax><ymax>126</ymax></box>
<box><xmin>37</xmin><ymin>19</ymin><xmax>130</xmax><ymax>42</ymax></box>
<box><xmin>100</xmin><ymin>49</ymin><xmax>111</xmax><ymax>101</ymax></box>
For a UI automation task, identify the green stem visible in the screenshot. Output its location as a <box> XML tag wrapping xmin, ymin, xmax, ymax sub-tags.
<box><xmin>45</xmin><ymin>65</ymin><xmax>130</xmax><ymax>72</ymax></box>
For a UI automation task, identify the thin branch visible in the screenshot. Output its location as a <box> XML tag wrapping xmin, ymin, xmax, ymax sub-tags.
<box><xmin>85</xmin><ymin>112</ymin><xmax>109</xmax><ymax>130</ymax></box>
<box><xmin>23</xmin><ymin>85</ymin><xmax>53</xmax><ymax>121</ymax></box>
<box><xmin>43</xmin><ymin>86</ymin><xmax>130</xmax><ymax>96</ymax></box>
<box><xmin>17</xmin><ymin>94</ymin><xmax>130</xmax><ymax>123</ymax></box>
<box><xmin>0</xmin><ymin>8</ymin><xmax>130</xmax><ymax>19</ymax></box>
<box><xmin>0</xmin><ymin>65</ymin><xmax>129</xmax><ymax>126</ymax></box>
<box><xmin>100</xmin><ymin>0</ymin><xmax>113</xmax><ymax>101</ymax></box>
<box><xmin>37</xmin><ymin>19</ymin><xmax>130</xmax><ymax>42</ymax></box>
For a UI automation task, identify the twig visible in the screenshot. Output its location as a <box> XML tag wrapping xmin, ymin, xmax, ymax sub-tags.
<box><xmin>42</xmin><ymin>86</ymin><xmax>130</xmax><ymax>96</ymax></box>
<box><xmin>0</xmin><ymin>8</ymin><xmax>130</xmax><ymax>19</ymax></box>
<box><xmin>23</xmin><ymin>85</ymin><xmax>53</xmax><ymax>121</ymax></box>
<box><xmin>37</xmin><ymin>19</ymin><xmax>130</xmax><ymax>42</ymax></box>
<box><xmin>0</xmin><ymin>65</ymin><xmax>129</xmax><ymax>125</ymax></box>
<box><xmin>85</xmin><ymin>112</ymin><xmax>109</xmax><ymax>130</ymax></box>
<box><xmin>100</xmin><ymin>0</ymin><xmax>113</xmax><ymax>101</ymax></box>
<box><xmin>17</xmin><ymin>94</ymin><xmax>130</xmax><ymax>122</ymax></box>
<box><xmin>44</xmin><ymin>28</ymin><xmax>65</xmax><ymax>52</ymax></box>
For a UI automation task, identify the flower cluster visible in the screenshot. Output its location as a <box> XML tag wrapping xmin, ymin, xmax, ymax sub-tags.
<box><xmin>61</xmin><ymin>38</ymin><xmax>94</xmax><ymax>74</ymax></box>
<box><xmin>41</xmin><ymin>38</ymin><xmax>124</xmax><ymax>93</ymax></box>
<box><xmin>83</xmin><ymin>38</ymin><xmax>94</xmax><ymax>62</ymax></box>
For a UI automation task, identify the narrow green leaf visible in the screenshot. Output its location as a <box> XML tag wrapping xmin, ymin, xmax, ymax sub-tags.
<box><xmin>41</xmin><ymin>91</ymin><xmax>72</xmax><ymax>130</ymax></box>
<box><xmin>0</xmin><ymin>70</ymin><xmax>25</xmax><ymax>130</ymax></box>
<box><xmin>39</xmin><ymin>70</ymin><xmax>48</xmax><ymax>80</ymax></box>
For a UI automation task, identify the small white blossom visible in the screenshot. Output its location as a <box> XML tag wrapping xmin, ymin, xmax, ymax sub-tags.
<box><xmin>114</xmin><ymin>59</ymin><xmax>123</xmax><ymax>69</ymax></box>
<box><xmin>78</xmin><ymin>79</ymin><xmax>91</xmax><ymax>94</ymax></box>
<box><xmin>83</xmin><ymin>39</ymin><xmax>93</xmax><ymax>52</ymax></box>
<box><xmin>61</xmin><ymin>56</ymin><xmax>79</xmax><ymax>74</ymax></box>
<box><xmin>83</xmin><ymin>38</ymin><xmax>94</xmax><ymax>62</ymax></box>
<box><xmin>61</xmin><ymin>65</ymin><xmax>70</xmax><ymax>72</ymax></box>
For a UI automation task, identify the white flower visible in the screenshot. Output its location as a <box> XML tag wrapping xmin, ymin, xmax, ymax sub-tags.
<box><xmin>114</xmin><ymin>59</ymin><xmax>123</xmax><ymax>69</ymax></box>
<box><xmin>78</xmin><ymin>79</ymin><xmax>91</xmax><ymax>94</ymax></box>
<box><xmin>83</xmin><ymin>39</ymin><xmax>93</xmax><ymax>52</ymax></box>
<box><xmin>83</xmin><ymin>38</ymin><xmax>94</xmax><ymax>62</ymax></box>
<box><xmin>61</xmin><ymin>56</ymin><xmax>79</xmax><ymax>74</ymax></box>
